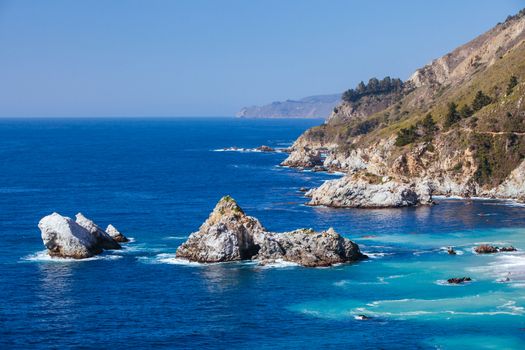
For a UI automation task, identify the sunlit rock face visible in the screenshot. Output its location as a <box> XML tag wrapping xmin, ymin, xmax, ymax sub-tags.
<box><xmin>176</xmin><ymin>196</ymin><xmax>366</xmax><ymax>267</ymax></box>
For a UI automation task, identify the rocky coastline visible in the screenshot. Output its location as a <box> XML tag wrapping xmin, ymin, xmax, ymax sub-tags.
<box><xmin>278</xmin><ymin>12</ymin><xmax>525</xmax><ymax>209</ymax></box>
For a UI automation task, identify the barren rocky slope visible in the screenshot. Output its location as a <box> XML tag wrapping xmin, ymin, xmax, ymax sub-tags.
<box><xmin>283</xmin><ymin>9</ymin><xmax>525</xmax><ymax>207</ymax></box>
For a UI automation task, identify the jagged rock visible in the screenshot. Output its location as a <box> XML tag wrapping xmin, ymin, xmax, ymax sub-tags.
<box><xmin>255</xmin><ymin>227</ymin><xmax>365</xmax><ymax>267</ymax></box>
<box><xmin>176</xmin><ymin>196</ymin><xmax>265</xmax><ymax>263</ymax></box>
<box><xmin>355</xmin><ymin>314</ymin><xmax>371</xmax><ymax>320</ymax></box>
<box><xmin>176</xmin><ymin>196</ymin><xmax>366</xmax><ymax>267</ymax></box>
<box><xmin>256</xmin><ymin>145</ymin><xmax>275</xmax><ymax>152</ymax></box>
<box><xmin>38</xmin><ymin>212</ymin><xmax>104</xmax><ymax>259</ymax></box>
<box><xmin>75</xmin><ymin>213</ymin><xmax>121</xmax><ymax>250</ymax></box>
<box><xmin>499</xmin><ymin>246</ymin><xmax>517</xmax><ymax>252</ymax></box>
<box><xmin>307</xmin><ymin>173</ymin><xmax>433</xmax><ymax>208</ymax></box>
<box><xmin>106</xmin><ymin>224</ymin><xmax>130</xmax><ymax>243</ymax></box>
<box><xmin>281</xmin><ymin>148</ymin><xmax>323</xmax><ymax>168</ymax></box>
<box><xmin>474</xmin><ymin>244</ymin><xmax>517</xmax><ymax>254</ymax></box>
<box><xmin>447</xmin><ymin>277</ymin><xmax>472</xmax><ymax>284</ymax></box>
<box><xmin>312</xmin><ymin>165</ymin><xmax>327</xmax><ymax>172</ymax></box>
<box><xmin>299</xmin><ymin>187</ymin><xmax>309</xmax><ymax>193</ymax></box>
<box><xmin>474</xmin><ymin>244</ymin><xmax>499</xmax><ymax>254</ymax></box>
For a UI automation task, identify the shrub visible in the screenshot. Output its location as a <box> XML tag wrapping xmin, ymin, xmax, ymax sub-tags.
<box><xmin>459</xmin><ymin>104</ymin><xmax>473</xmax><ymax>118</ymax></box>
<box><xmin>472</xmin><ymin>90</ymin><xmax>492</xmax><ymax>111</ymax></box>
<box><xmin>507</xmin><ymin>75</ymin><xmax>518</xmax><ymax>95</ymax></box>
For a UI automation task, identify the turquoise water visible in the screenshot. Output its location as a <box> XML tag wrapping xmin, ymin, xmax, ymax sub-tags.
<box><xmin>1</xmin><ymin>118</ymin><xmax>525</xmax><ymax>349</ymax></box>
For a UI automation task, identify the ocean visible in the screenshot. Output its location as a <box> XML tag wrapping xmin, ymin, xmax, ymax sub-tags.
<box><xmin>1</xmin><ymin>117</ymin><xmax>525</xmax><ymax>349</ymax></box>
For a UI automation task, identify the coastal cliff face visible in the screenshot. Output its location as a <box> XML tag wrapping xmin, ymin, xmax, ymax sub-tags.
<box><xmin>283</xmin><ymin>10</ymin><xmax>525</xmax><ymax>207</ymax></box>
<box><xmin>176</xmin><ymin>196</ymin><xmax>366</xmax><ymax>266</ymax></box>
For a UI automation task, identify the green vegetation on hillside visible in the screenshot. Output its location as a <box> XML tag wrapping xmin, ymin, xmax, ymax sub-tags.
<box><xmin>395</xmin><ymin>113</ymin><xmax>437</xmax><ymax>146</ymax></box>
<box><xmin>342</xmin><ymin>77</ymin><xmax>403</xmax><ymax>103</ymax></box>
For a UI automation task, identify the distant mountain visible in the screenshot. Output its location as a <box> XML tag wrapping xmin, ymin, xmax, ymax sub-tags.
<box><xmin>236</xmin><ymin>94</ymin><xmax>340</xmax><ymax>119</ymax></box>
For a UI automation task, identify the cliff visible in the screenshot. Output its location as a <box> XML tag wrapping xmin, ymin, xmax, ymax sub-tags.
<box><xmin>282</xmin><ymin>9</ymin><xmax>525</xmax><ymax>207</ymax></box>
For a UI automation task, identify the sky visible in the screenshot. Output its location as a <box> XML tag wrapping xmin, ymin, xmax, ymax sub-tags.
<box><xmin>0</xmin><ymin>0</ymin><xmax>523</xmax><ymax>117</ymax></box>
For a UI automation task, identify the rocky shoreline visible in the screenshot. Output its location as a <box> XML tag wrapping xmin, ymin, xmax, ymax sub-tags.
<box><xmin>282</xmin><ymin>142</ymin><xmax>525</xmax><ymax>208</ymax></box>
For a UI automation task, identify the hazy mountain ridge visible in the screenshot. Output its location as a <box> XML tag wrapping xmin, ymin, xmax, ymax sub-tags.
<box><xmin>237</xmin><ymin>94</ymin><xmax>340</xmax><ymax>119</ymax></box>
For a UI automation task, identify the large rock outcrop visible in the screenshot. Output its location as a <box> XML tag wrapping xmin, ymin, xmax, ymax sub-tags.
<box><xmin>175</xmin><ymin>196</ymin><xmax>265</xmax><ymax>263</ymax></box>
<box><xmin>255</xmin><ymin>228</ymin><xmax>364</xmax><ymax>267</ymax></box>
<box><xmin>176</xmin><ymin>196</ymin><xmax>366</xmax><ymax>266</ymax></box>
<box><xmin>38</xmin><ymin>212</ymin><xmax>123</xmax><ymax>259</ymax></box>
<box><xmin>306</xmin><ymin>174</ymin><xmax>433</xmax><ymax>208</ymax></box>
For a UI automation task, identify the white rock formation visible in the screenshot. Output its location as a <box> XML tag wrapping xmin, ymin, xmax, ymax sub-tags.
<box><xmin>492</xmin><ymin>160</ymin><xmax>525</xmax><ymax>201</ymax></box>
<box><xmin>75</xmin><ymin>213</ymin><xmax>121</xmax><ymax>250</ymax></box>
<box><xmin>105</xmin><ymin>224</ymin><xmax>130</xmax><ymax>243</ymax></box>
<box><xmin>39</xmin><ymin>213</ymin><xmax>103</xmax><ymax>259</ymax></box>
<box><xmin>255</xmin><ymin>227</ymin><xmax>364</xmax><ymax>267</ymax></box>
<box><xmin>307</xmin><ymin>174</ymin><xmax>433</xmax><ymax>208</ymax></box>
<box><xmin>176</xmin><ymin>196</ymin><xmax>265</xmax><ymax>262</ymax></box>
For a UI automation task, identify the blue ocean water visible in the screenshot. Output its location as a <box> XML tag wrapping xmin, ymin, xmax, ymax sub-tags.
<box><xmin>1</xmin><ymin>117</ymin><xmax>525</xmax><ymax>349</ymax></box>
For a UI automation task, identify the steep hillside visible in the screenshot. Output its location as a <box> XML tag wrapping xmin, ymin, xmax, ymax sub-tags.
<box><xmin>237</xmin><ymin>94</ymin><xmax>340</xmax><ymax>119</ymax></box>
<box><xmin>283</xmin><ymin>9</ymin><xmax>525</xmax><ymax>206</ymax></box>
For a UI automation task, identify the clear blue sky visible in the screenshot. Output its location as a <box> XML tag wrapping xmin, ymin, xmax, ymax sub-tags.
<box><xmin>0</xmin><ymin>0</ymin><xmax>523</xmax><ymax>117</ymax></box>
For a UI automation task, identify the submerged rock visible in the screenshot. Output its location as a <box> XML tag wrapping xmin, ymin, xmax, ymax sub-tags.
<box><xmin>447</xmin><ymin>277</ymin><xmax>472</xmax><ymax>284</ymax></box>
<box><xmin>499</xmin><ymin>246</ymin><xmax>517</xmax><ymax>252</ymax></box>
<box><xmin>175</xmin><ymin>196</ymin><xmax>265</xmax><ymax>263</ymax></box>
<box><xmin>307</xmin><ymin>173</ymin><xmax>433</xmax><ymax>208</ymax></box>
<box><xmin>176</xmin><ymin>196</ymin><xmax>366</xmax><ymax>267</ymax></box>
<box><xmin>447</xmin><ymin>247</ymin><xmax>457</xmax><ymax>255</ymax></box>
<box><xmin>474</xmin><ymin>244</ymin><xmax>517</xmax><ymax>254</ymax></box>
<box><xmin>474</xmin><ymin>244</ymin><xmax>499</xmax><ymax>254</ymax></box>
<box><xmin>106</xmin><ymin>224</ymin><xmax>130</xmax><ymax>243</ymax></box>
<box><xmin>256</xmin><ymin>145</ymin><xmax>275</xmax><ymax>152</ymax></box>
<box><xmin>355</xmin><ymin>314</ymin><xmax>371</xmax><ymax>320</ymax></box>
<box><xmin>39</xmin><ymin>213</ymin><xmax>104</xmax><ymax>259</ymax></box>
<box><xmin>75</xmin><ymin>213</ymin><xmax>121</xmax><ymax>250</ymax></box>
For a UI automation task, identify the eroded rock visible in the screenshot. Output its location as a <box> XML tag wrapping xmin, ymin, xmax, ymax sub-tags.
<box><xmin>39</xmin><ymin>213</ymin><xmax>103</xmax><ymax>259</ymax></box>
<box><xmin>75</xmin><ymin>213</ymin><xmax>121</xmax><ymax>250</ymax></box>
<box><xmin>176</xmin><ymin>196</ymin><xmax>366</xmax><ymax>267</ymax></box>
<box><xmin>307</xmin><ymin>173</ymin><xmax>433</xmax><ymax>208</ymax></box>
<box><xmin>106</xmin><ymin>224</ymin><xmax>130</xmax><ymax>243</ymax></box>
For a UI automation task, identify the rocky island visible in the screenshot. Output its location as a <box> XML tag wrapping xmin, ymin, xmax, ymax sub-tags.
<box><xmin>38</xmin><ymin>212</ymin><xmax>129</xmax><ymax>259</ymax></box>
<box><xmin>282</xmin><ymin>10</ymin><xmax>525</xmax><ymax>208</ymax></box>
<box><xmin>176</xmin><ymin>196</ymin><xmax>366</xmax><ymax>267</ymax></box>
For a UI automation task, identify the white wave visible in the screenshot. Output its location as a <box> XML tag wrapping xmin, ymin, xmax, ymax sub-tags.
<box><xmin>439</xmin><ymin>247</ymin><xmax>464</xmax><ymax>255</ymax></box>
<box><xmin>212</xmin><ymin>147</ymin><xmax>286</xmax><ymax>153</ymax></box>
<box><xmin>22</xmin><ymin>250</ymin><xmax>122</xmax><ymax>262</ymax></box>
<box><xmin>469</xmin><ymin>253</ymin><xmax>525</xmax><ymax>283</ymax></box>
<box><xmin>259</xmin><ymin>259</ymin><xmax>300</xmax><ymax>268</ymax></box>
<box><xmin>363</xmin><ymin>252</ymin><xmax>391</xmax><ymax>259</ymax></box>
<box><xmin>163</xmin><ymin>236</ymin><xmax>188</xmax><ymax>240</ymax></box>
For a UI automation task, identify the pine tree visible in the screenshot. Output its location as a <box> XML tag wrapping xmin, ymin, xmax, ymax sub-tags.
<box><xmin>507</xmin><ymin>75</ymin><xmax>518</xmax><ymax>95</ymax></box>
<box><xmin>444</xmin><ymin>102</ymin><xmax>461</xmax><ymax>127</ymax></box>
<box><xmin>472</xmin><ymin>90</ymin><xmax>492</xmax><ymax>111</ymax></box>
